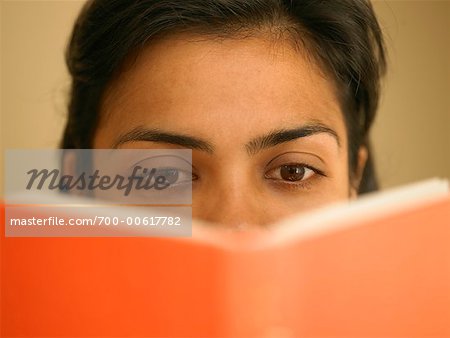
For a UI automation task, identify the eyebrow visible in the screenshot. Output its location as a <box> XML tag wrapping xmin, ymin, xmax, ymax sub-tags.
<box><xmin>113</xmin><ymin>127</ymin><xmax>214</xmax><ymax>153</ymax></box>
<box><xmin>113</xmin><ymin>123</ymin><xmax>340</xmax><ymax>155</ymax></box>
<box><xmin>245</xmin><ymin>124</ymin><xmax>341</xmax><ymax>155</ymax></box>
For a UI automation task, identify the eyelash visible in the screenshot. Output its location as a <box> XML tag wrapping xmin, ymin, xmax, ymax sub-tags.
<box><xmin>264</xmin><ymin>163</ymin><xmax>326</xmax><ymax>191</ymax></box>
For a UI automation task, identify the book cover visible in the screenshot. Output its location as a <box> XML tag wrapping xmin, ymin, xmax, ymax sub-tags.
<box><xmin>1</xmin><ymin>179</ymin><xmax>449</xmax><ymax>337</ymax></box>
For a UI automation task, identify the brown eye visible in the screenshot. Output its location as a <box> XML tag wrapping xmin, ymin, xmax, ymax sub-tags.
<box><xmin>280</xmin><ymin>164</ymin><xmax>306</xmax><ymax>181</ymax></box>
<box><xmin>265</xmin><ymin>164</ymin><xmax>316</xmax><ymax>182</ymax></box>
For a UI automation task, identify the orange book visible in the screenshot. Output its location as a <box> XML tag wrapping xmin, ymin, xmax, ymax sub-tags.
<box><xmin>1</xmin><ymin>179</ymin><xmax>449</xmax><ymax>337</ymax></box>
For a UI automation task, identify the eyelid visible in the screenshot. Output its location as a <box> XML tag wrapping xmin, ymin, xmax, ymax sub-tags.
<box><xmin>130</xmin><ymin>167</ymin><xmax>194</xmax><ymax>190</ymax></box>
<box><xmin>264</xmin><ymin>163</ymin><xmax>325</xmax><ymax>180</ymax></box>
<box><xmin>265</xmin><ymin>151</ymin><xmax>326</xmax><ymax>174</ymax></box>
<box><xmin>129</xmin><ymin>154</ymin><xmax>192</xmax><ymax>171</ymax></box>
<box><xmin>127</xmin><ymin>155</ymin><xmax>195</xmax><ymax>188</ymax></box>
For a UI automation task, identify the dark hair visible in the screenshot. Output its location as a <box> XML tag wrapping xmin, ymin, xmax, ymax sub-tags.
<box><xmin>62</xmin><ymin>0</ymin><xmax>386</xmax><ymax>194</ymax></box>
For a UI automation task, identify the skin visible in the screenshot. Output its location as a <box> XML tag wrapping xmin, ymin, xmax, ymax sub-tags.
<box><xmin>94</xmin><ymin>34</ymin><xmax>366</xmax><ymax>228</ymax></box>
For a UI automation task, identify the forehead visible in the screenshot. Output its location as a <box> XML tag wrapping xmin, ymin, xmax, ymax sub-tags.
<box><xmin>99</xmin><ymin>34</ymin><xmax>347</xmax><ymax>149</ymax></box>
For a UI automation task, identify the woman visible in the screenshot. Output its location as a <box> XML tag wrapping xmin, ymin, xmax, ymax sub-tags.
<box><xmin>61</xmin><ymin>0</ymin><xmax>387</xmax><ymax>226</ymax></box>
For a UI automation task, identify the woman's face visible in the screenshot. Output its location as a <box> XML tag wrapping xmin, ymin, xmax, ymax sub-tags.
<box><xmin>94</xmin><ymin>35</ymin><xmax>360</xmax><ymax>227</ymax></box>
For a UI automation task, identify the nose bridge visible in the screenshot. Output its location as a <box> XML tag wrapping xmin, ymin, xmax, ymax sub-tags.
<box><xmin>197</xmin><ymin>168</ymin><xmax>266</xmax><ymax>227</ymax></box>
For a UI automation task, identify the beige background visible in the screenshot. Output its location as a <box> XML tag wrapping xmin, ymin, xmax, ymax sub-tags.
<box><xmin>371</xmin><ymin>0</ymin><xmax>449</xmax><ymax>187</ymax></box>
<box><xmin>1</xmin><ymin>0</ymin><xmax>449</xmax><ymax>193</ymax></box>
